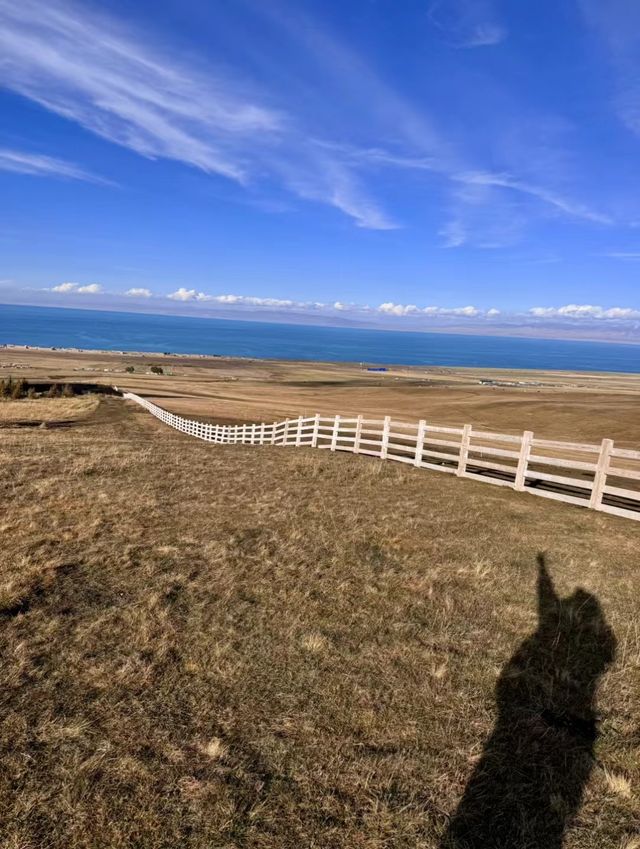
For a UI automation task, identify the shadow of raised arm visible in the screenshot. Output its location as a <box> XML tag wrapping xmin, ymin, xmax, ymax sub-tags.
<box><xmin>440</xmin><ymin>553</ymin><xmax>616</xmax><ymax>849</ymax></box>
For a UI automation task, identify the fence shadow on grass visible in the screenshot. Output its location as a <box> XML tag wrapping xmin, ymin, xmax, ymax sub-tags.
<box><xmin>441</xmin><ymin>553</ymin><xmax>616</xmax><ymax>849</ymax></box>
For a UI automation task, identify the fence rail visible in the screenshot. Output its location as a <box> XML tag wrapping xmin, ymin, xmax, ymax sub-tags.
<box><xmin>120</xmin><ymin>391</ymin><xmax>640</xmax><ymax>523</ymax></box>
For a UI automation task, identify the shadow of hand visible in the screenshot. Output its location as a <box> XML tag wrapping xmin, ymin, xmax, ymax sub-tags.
<box><xmin>441</xmin><ymin>554</ymin><xmax>616</xmax><ymax>849</ymax></box>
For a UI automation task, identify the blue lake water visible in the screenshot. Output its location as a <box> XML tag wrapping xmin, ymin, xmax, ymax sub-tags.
<box><xmin>2</xmin><ymin>303</ymin><xmax>640</xmax><ymax>373</ymax></box>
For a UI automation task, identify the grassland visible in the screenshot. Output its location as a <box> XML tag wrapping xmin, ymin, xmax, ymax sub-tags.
<box><xmin>3</xmin><ymin>346</ymin><xmax>640</xmax><ymax>445</ymax></box>
<box><xmin>1</xmin><ymin>394</ymin><xmax>638</xmax><ymax>848</ymax></box>
<box><xmin>0</xmin><ymin>395</ymin><xmax>99</xmax><ymax>424</ymax></box>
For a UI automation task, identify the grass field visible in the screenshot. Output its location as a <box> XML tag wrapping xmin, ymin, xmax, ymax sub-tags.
<box><xmin>0</xmin><ymin>396</ymin><xmax>99</xmax><ymax>424</ymax></box>
<box><xmin>1</xmin><ymin>395</ymin><xmax>638</xmax><ymax>848</ymax></box>
<box><xmin>3</xmin><ymin>347</ymin><xmax>640</xmax><ymax>447</ymax></box>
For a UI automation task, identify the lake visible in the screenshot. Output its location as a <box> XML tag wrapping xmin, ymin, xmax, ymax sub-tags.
<box><xmin>2</xmin><ymin>303</ymin><xmax>640</xmax><ymax>373</ymax></box>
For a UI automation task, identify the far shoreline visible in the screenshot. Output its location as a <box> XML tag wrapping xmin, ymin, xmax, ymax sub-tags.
<box><xmin>2</xmin><ymin>342</ymin><xmax>640</xmax><ymax>379</ymax></box>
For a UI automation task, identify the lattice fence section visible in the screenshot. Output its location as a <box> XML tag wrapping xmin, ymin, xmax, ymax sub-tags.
<box><xmin>120</xmin><ymin>391</ymin><xmax>640</xmax><ymax>522</ymax></box>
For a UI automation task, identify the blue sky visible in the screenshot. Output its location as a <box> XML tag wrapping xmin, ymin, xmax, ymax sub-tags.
<box><xmin>1</xmin><ymin>0</ymin><xmax>640</xmax><ymax>340</ymax></box>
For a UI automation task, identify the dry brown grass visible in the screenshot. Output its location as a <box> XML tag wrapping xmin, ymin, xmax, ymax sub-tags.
<box><xmin>4</xmin><ymin>346</ymin><xmax>640</xmax><ymax>446</ymax></box>
<box><xmin>0</xmin><ymin>398</ymin><xmax>638</xmax><ymax>848</ymax></box>
<box><xmin>0</xmin><ymin>396</ymin><xmax>98</xmax><ymax>423</ymax></box>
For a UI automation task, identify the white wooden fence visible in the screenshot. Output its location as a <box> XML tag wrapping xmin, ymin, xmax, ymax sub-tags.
<box><xmin>121</xmin><ymin>391</ymin><xmax>640</xmax><ymax>523</ymax></box>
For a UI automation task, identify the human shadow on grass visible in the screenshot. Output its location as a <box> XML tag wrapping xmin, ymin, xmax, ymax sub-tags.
<box><xmin>441</xmin><ymin>553</ymin><xmax>616</xmax><ymax>849</ymax></box>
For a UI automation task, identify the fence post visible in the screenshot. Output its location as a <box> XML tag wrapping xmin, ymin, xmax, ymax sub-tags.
<box><xmin>295</xmin><ymin>415</ymin><xmax>303</xmax><ymax>447</ymax></box>
<box><xmin>283</xmin><ymin>419</ymin><xmax>290</xmax><ymax>446</ymax></box>
<box><xmin>415</xmin><ymin>419</ymin><xmax>426</xmax><ymax>467</ymax></box>
<box><xmin>457</xmin><ymin>424</ymin><xmax>472</xmax><ymax>477</ymax></box>
<box><xmin>380</xmin><ymin>415</ymin><xmax>391</xmax><ymax>459</ymax></box>
<box><xmin>260</xmin><ymin>422</ymin><xmax>265</xmax><ymax>444</ymax></box>
<box><xmin>590</xmin><ymin>438</ymin><xmax>614</xmax><ymax>510</ymax></box>
<box><xmin>330</xmin><ymin>414</ymin><xmax>341</xmax><ymax>451</ymax></box>
<box><xmin>515</xmin><ymin>430</ymin><xmax>533</xmax><ymax>491</ymax></box>
<box><xmin>271</xmin><ymin>422</ymin><xmax>277</xmax><ymax>445</ymax></box>
<box><xmin>311</xmin><ymin>413</ymin><xmax>320</xmax><ymax>448</ymax></box>
<box><xmin>354</xmin><ymin>414</ymin><xmax>363</xmax><ymax>454</ymax></box>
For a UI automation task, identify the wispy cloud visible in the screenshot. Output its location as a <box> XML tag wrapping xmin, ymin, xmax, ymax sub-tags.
<box><xmin>601</xmin><ymin>250</ymin><xmax>640</xmax><ymax>260</ymax></box>
<box><xmin>0</xmin><ymin>147</ymin><xmax>107</xmax><ymax>183</ymax></box>
<box><xmin>0</xmin><ymin>0</ymin><xmax>397</xmax><ymax>229</ymax></box>
<box><xmin>579</xmin><ymin>1</ymin><xmax>640</xmax><ymax>139</ymax></box>
<box><xmin>0</xmin><ymin>1</ymin><xmax>278</xmax><ymax>181</ymax></box>
<box><xmin>428</xmin><ymin>0</ymin><xmax>506</xmax><ymax>48</ymax></box>
<box><xmin>0</xmin><ymin>0</ymin><xmax>622</xmax><ymax>243</ymax></box>
<box><xmin>452</xmin><ymin>171</ymin><xmax>612</xmax><ymax>225</ymax></box>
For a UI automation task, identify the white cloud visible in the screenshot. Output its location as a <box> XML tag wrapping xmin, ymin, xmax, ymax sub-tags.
<box><xmin>28</xmin><ymin>282</ymin><xmax>640</xmax><ymax>327</ymax></box>
<box><xmin>50</xmin><ymin>281</ymin><xmax>102</xmax><ymax>294</ymax></box>
<box><xmin>167</xmin><ymin>290</ymin><xmax>315</xmax><ymax>309</ymax></box>
<box><xmin>162</xmin><ymin>293</ymin><xmax>491</xmax><ymax>319</ymax></box>
<box><xmin>422</xmin><ymin>305</ymin><xmax>480</xmax><ymax>317</ymax></box>
<box><xmin>197</xmin><ymin>293</ymin><xmax>297</xmax><ymax>307</ymax></box>
<box><xmin>604</xmin><ymin>307</ymin><xmax>640</xmax><ymax>318</ymax></box>
<box><xmin>125</xmin><ymin>287</ymin><xmax>152</xmax><ymax>297</ymax></box>
<box><xmin>167</xmin><ymin>287</ymin><xmax>198</xmax><ymax>301</ymax></box>
<box><xmin>378</xmin><ymin>302</ymin><xmax>421</xmax><ymax>316</ymax></box>
<box><xmin>0</xmin><ymin>147</ymin><xmax>108</xmax><ymax>183</ymax></box>
<box><xmin>378</xmin><ymin>302</ymin><xmax>481</xmax><ymax>317</ymax></box>
<box><xmin>530</xmin><ymin>304</ymin><xmax>640</xmax><ymax>320</ymax></box>
<box><xmin>51</xmin><ymin>281</ymin><xmax>79</xmax><ymax>293</ymax></box>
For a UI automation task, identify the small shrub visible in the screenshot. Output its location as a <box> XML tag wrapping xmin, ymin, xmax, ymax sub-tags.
<box><xmin>62</xmin><ymin>384</ymin><xmax>75</xmax><ymax>398</ymax></box>
<box><xmin>11</xmin><ymin>379</ymin><xmax>28</xmax><ymax>400</ymax></box>
<box><xmin>125</xmin><ymin>366</ymin><xmax>135</xmax><ymax>374</ymax></box>
<box><xmin>27</xmin><ymin>387</ymin><xmax>37</xmax><ymax>399</ymax></box>
<box><xmin>0</xmin><ymin>377</ymin><xmax>13</xmax><ymax>399</ymax></box>
<box><xmin>46</xmin><ymin>384</ymin><xmax>60</xmax><ymax>398</ymax></box>
<box><xmin>150</xmin><ymin>366</ymin><xmax>164</xmax><ymax>375</ymax></box>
